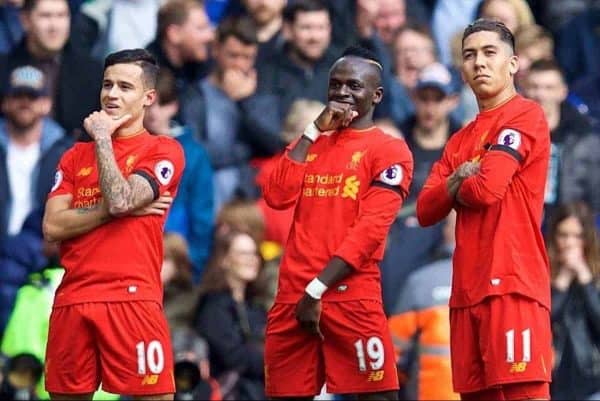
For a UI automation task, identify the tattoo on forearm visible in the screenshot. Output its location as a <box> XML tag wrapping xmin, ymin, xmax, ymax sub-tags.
<box><xmin>95</xmin><ymin>138</ymin><xmax>133</xmax><ymax>212</ymax></box>
<box><xmin>75</xmin><ymin>204</ymin><xmax>111</xmax><ymax>222</ymax></box>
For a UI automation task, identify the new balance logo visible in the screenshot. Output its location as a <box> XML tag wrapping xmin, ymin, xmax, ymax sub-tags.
<box><xmin>509</xmin><ymin>362</ymin><xmax>527</xmax><ymax>373</ymax></box>
<box><xmin>367</xmin><ymin>370</ymin><xmax>385</xmax><ymax>382</ymax></box>
<box><xmin>77</xmin><ymin>167</ymin><xmax>93</xmax><ymax>176</ymax></box>
<box><xmin>141</xmin><ymin>374</ymin><xmax>159</xmax><ymax>385</ymax></box>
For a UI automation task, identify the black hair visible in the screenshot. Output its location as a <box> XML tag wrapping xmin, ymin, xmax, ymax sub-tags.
<box><xmin>336</xmin><ymin>45</ymin><xmax>383</xmax><ymax>86</ymax></box>
<box><xmin>283</xmin><ymin>0</ymin><xmax>329</xmax><ymax>24</ymax></box>
<box><xmin>463</xmin><ymin>18</ymin><xmax>515</xmax><ymax>53</ymax></box>
<box><xmin>6</xmin><ymin>353</ymin><xmax>43</xmax><ymax>383</ymax></box>
<box><xmin>104</xmin><ymin>49</ymin><xmax>159</xmax><ymax>89</ymax></box>
<box><xmin>341</xmin><ymin>45</ymin><xmax>382</xmax><ymax>68</ymax></box>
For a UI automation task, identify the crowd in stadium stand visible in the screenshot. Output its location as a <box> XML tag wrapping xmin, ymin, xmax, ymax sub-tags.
<box><xmin>0</xmin><ymin>0</ymin><xmax>599</xmax><ymax>399</ymax></box>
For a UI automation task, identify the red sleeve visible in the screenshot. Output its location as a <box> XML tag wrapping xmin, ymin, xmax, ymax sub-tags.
<box><xmin>132</xmin><ymin>137</ymin><xmax>185</xmax><ymax>199</ymax></box>
<box><xmin>416</xmin><ymin>141</ymin><xmax>455</xmax><ymax>227</ymax></box>
<box><xmin>457</xmin><ymin>105</ymin><xmax>547</xmax><ymax>208</ymax></box>
<box><xmin>48</xmin><ymin>144</ymin><xmax>77</xmax><ymax>198</ymax></box>
<box><xmin>334</xmin><ymin>139</ymin><xmax>413</xmax><ymax>270</ymax></box>
<box><xmin>262</xmin><ymin>146</ymin><xmax>307</xmax><ymax>210</ymax></box>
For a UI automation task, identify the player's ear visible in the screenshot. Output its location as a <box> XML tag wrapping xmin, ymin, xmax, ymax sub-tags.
<box><xmin>144</xmin><ymin>89</ymin><xmax>157</xmax><ymax>107</ymax></box>
<box><xmin>509</xmin><ymin>54</ymin><xmax>519</xmax><ymax>76</ymax></box>
<box><xmin>372</xmin><ymin>86</ymin><xmax>384</xmax><ymax>105</ymax></box>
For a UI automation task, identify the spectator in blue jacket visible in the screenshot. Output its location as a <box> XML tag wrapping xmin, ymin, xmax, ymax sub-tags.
<box><xmin>0</xmin><ymin>65</ymin><xmax>71</xmax><ymax>239</ymax></box>
<box><xmin>144</xmin><ymin>68</ymin><xmax>214</xmax><ymax>283</ymax></box>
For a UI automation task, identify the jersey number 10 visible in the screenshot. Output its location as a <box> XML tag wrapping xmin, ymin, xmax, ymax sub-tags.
<box><xmin>136</xmin><ymin>340</ymin><xmax>165</xmax><ymax>375</ymax></box>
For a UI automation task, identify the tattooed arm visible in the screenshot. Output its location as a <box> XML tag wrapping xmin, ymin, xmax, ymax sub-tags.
<box><xmin>43</xmin><ymin>194</ymin><xmax>112</xmax><ymax>242</ymax></box>
<box><xmin>85</xmin><ymin>111</ymin><xmax>156</xmax><ymax>216</ymax></box>
<box><xmin>43</xmin><ymin>193</ymin><xmax>174</xmax><ymax>243</ymax></box>
<box><xmin>94</xmin><ymin>137</ymin><xmax>156</xmax><ymax>216</ymax></box>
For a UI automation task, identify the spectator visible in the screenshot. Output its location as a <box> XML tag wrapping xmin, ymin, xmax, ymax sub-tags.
<box><xmin>514</xmin><ymin>24</ymin><xmax>554</xmax><ymax>89</ymax></box>
<box><xmin>477</xmin><ymin>0</ymin><xmax>535</xmax><ymax>34</ymax></box>
<box><xmin>388</xmin><ymin>211</ymin><xmax>458</xmax><ymax>401</ymax></box>
<box><xmin>431</xmin><ymin>0</ymin><xmax>481</xmax><ymax>65</ymax></box>
<box><xmin>202</xmin><ymin>16</ymin><xmax>283</xmax><ymax>212</ymax></box>
<box><xmin>0</xmin><ymin>0</ymin><xmax>103</xmax><ymax>139</ymax></box>
<box><xmin>372</xmin><ymin>0</ymin><xmax>407</xmax><ymax>48</ymax></box>
<box><xmin>146</xmin><ymin>0</ymin><xmax>215</xmax><ymax>141</ymax></box>
<box><xmin>386</xmin><ymin>23</ymin><xmax>437</xmax><ymax>127</ymax></box>
<box><xmin>547</xmin><ymin>202</ymin><xmax>600</xmax><ymax>400</ymax></box>
<box><xmin>215</xmin><ymin>199</ymin><xmax>265</xmax><ymax>247</ymax></box>
<box><xmin>0</xmin><ymin>0</ymin><xmax>24</xmax><ymax>54</ymax></box>
<box><xmin>70</xmin><ymin>0</ymin><xmax>161</xmax><ymax>60</ymax></box>
<box><xmin>161</xmin><ymin>233</ymin><xmax>196</xmax><ymax>331</ymax></box>
<box><xmin>257</xmin><ymin>0</ymin><xmax>337</xmax><ymax>125</ymax></box>
<box><xmin>522</xmin><ymin>60</ymin><xmax>600</xmax><ymax>218</ymax></box>
<box><xmin>193</xmin><ymin>230</ymin><xmax>267</xmax><ymax>400</ymax></box>
<box><xmin>240</xmin><ymin>0</ymin><xmax>286</xmax><ymax>64</ymax></box>
<box><xmin>0</xmin><ymin>65</ymin><xmax>71</xmax><ymax>238</ymax></box>
<box><xmin>144</xmin><ymin>68</ymin><xmax>214</xmax><ymax>281</ymax></box>
<box><xmin>381</xmin><ymin>62</ymin><xmax>460</xmax><ymax>312</ymax></box>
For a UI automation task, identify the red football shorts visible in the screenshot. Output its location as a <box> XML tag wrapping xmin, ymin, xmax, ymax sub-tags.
<box><xmin>45</xmin><ymin>301</ymin><xmax>175</xmax><ymax>396</ymax></box>
<box><xmin>450</xmin><ymin>294</ymin><xmax>551</xmax><ymax>399</ymax></box>
<box><xmin>264</xmin><ymin>300</ymin><xmax>399</xmax><ymax>397</ymax></box>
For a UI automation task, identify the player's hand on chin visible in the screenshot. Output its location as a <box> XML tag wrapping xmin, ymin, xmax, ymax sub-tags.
<box><xmin>295</xmin><ymin>293</ymin><xmax>324</xmax><ymax>340</ymax></box>
<box><xmin>315</xmin><ymin>101</ymin><xmax>359</xmax><ymax>131</ymax></box>
<box><xmin>84</xmin><ymin>110</ymin><xmax>132</xmax><ymax>141</ymax></box>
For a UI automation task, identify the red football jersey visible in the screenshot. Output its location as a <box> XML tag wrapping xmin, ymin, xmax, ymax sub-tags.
<box><xmin>417</xmin><ymin>95</ymin><xmax>551</xmax><ymax>309</ymax></box>
<box><xmin>263</xmin><ymin>126</ymin><xmax>414</xmax><ymax>303</ymax></box>
<box><xmin>48</xmin><ymin>130</ymin><xmax>185</xmax><ymax>306</ymax></box>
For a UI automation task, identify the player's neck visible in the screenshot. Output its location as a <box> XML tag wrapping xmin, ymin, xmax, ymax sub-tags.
<box><xmin>348</xmin><ymin>115</ymin><xmax>375</xmax><ymax>130</ymax></box>
<box><xmin>477</xmin><ymin>85</ymin><xmax>517</xmax><ymax>112</ymax></box>
<box><xmin>115</xmin><ymin>120</ymin><xmax>145</xmax><ymax>138</ymax></box>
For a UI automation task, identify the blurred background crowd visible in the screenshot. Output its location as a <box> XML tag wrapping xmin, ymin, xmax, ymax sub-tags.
<box><xmin>0</xmin><ymin>0</ymin><xmax>599</xmax><ymax>399</ymax></box>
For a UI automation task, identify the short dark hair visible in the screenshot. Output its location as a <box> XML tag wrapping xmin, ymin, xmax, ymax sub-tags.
<box><xmin>157</xmin><ymin>0</ymin><xmax>204</xmax><ymax>41</ymax></box>
<box><xmin>283</xmin><ymin>0</ymin><xmax>329</xmax><ymax>24</ymax></box>
<box><xmin>341</xmin><ymin>45</ymin><xmax>382</xmax><ymax>69</ymax></box>
<box><xmin>22</xmin><ymin>0</ymin><xmax>65</xmax><ymax>12</ymax></box>
<box><xmin>217</xmin><ymin>16</ymin><xmax>259</xmax><ymax>45</ymax></box>
<box><xmin>462</xmin><ymin>18</ymin><xmax>515</xmax><ymax>53</ymax></box>
<box><xmin>104</xmin><ymin>49</ymin><xmax>159</xmax><ymax>89</ymax></box>
<box><xmin>528</xmin><ymin>59</ymin><xmax>565</xmax><ymax>80</ymax></box>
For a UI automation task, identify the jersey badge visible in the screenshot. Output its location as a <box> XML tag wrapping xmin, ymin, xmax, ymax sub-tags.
<box><xmin>379</xmin><ymin>164</ymin><xmax>403</xmax><ymax>186</ymax></box>
<box><xmin>51</xmin><ymin>170</ymin><xmax>63</xmax><ymax>191</ymax></box>
<box><xmin>154</xmin><ymin>160</ymin><xmax>175</xmax><ymax>185</ymax></box>
<box><xmin>497</xmin><ymin>129</ymin><xmax>521</xmax><ymax>150</ymax></box>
